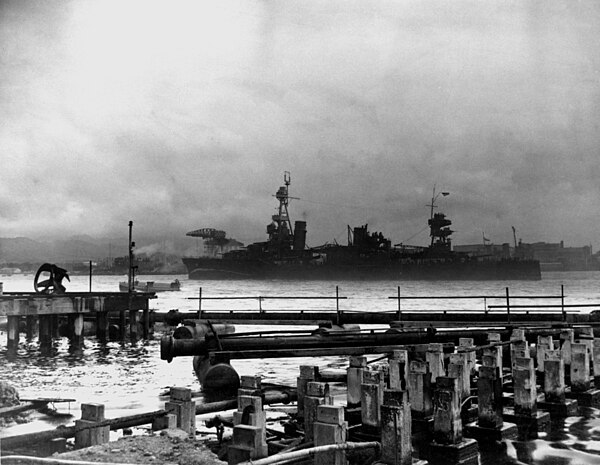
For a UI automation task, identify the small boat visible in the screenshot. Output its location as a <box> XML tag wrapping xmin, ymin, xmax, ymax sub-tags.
<box><xmin>119</xmin><ymin>279</ymin><xmax>181</xmax><ymax>292</ymax></box>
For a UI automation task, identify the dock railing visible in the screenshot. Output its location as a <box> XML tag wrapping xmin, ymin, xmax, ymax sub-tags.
<box><xmin>183</xmin><ymin>285</ymin><xmax>600</xmax><ymax>326</ymax></box>
<box><xmin>388</xmin><ymin>285</ymin><xmax>580</xmax><ymax>323</ymax></box>
<box><xmin>189</xmin><ymin>286</ymin><xmax>347</xmax><ymax>324</ymax></box>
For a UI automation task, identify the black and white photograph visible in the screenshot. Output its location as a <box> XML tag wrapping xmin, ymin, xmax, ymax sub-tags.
<box><xmin>1</xmin><ymin>1</ymin><xmax>600</xmax><ymax>464</ymax></box>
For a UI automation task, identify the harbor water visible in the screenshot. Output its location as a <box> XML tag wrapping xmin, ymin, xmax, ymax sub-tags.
<box><xmin>2</xmin><ymin>271</ymin><xmax>600</xmax><ymax>464</ymax></box>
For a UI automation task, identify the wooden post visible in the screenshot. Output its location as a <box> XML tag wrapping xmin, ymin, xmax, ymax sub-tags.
<box><xmin>561</xmin><ymin>284</ymin><xmax>566</xmax><ymax>321</ymax></box>
<box><xmin>7</xmin><ymin>315</ymin><xmax>20</xmax><ymax>352</ymax></box>
<box><xmin>142</xmin><ymin>300</ymin><xmax>150</xmax><ymax>339</ymax></box>
<box><xmin>96</xmin><ymin>311</ymin><xmax>108</xmax><ymax>341</ymax></box>
<box><xmin>505</xmin><ymin>287</ymin><xmax>511</xmax><ymax>323</ymax></box>
<box><xmin>198</xmin><ymin>287</ymin><xmax>203</xmax><ymax>319</ymax></box>
<box><xmin>70</xmin><ymin>313</ymin><xmax>84</xmax><ymax>349</ymax></box>
<box><xmin>396</xmin><ymin>286</ymin><xmax>401</xmax><ymax>321</ymax></box>
<box><xmin>39</xmin><ymin>315</ymin><xmax>52</xmax><ymax>349</ymax></box>
<box><xmin>336</xmin><ymin>286</ymin><xmax>340</xmax><ymax>326</ymax></box>
<box><xmin>25</xmin><ymin>315</ymin><xmax>37</xmax><ymax>340</ymax></box>
<box><xmin>129</xmin><ymin>309</ymin><xmax>139</xmax><ymax>342</ymax></box>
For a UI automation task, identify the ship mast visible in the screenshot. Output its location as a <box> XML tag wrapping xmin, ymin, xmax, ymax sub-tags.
<box><xmin>274</xmin><ymin>171</ymin><xmax>293</xmax><ymax>235</ymax></box>
<box><xmin>426</xmin><ymin>185</ymin><xmax>450</xmax><ymax>247</ymax></box>
<box><xmin>269</xmin><ymin>171</ymin><xmax>296</xmax><ymax>255</ymax></box>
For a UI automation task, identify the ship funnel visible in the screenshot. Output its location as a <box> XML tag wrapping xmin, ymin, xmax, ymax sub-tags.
<box><xmin>293</xmin><ymin>221</ymin><xmax>307</xmax><ymax>251</ymax></box>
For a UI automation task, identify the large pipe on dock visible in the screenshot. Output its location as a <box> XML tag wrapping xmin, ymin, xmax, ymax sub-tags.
<box><xmin>160</xmin><ymin>325</ymin><xmax>583</xmax><ymax>362</ymax></box>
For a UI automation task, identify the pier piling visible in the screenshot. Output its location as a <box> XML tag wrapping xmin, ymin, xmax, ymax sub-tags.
<box><xmin>379</xmin><ymin>389</ymin><xmax>413</xmax><ymax>465</ymax></box>
<box><xmin>314</xmin><ymin>404</ymin><xmax>348</xmax><ymax>465</ymax></box>
<box><xmin>75</xmin><ymin>403</ymin><xmax>110</xmax><ymax>449</ymax></box>
<box><xmin>304</xmin><ymin>382</ymin><xmax>333</xmax><ymax>443</ymax></box>
<box><xmin>361</xmin><ymin>368</ymin><xmax>385</xmax><ymax>431</ymax></box>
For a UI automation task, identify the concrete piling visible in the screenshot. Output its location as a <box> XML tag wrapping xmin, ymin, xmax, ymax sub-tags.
<box><xmin>426</xmin><ymin>343</ymin><xmax>445</xmax><ymax>386</ymax></box>
<box><xmin>512</xmin><ymin>357</ymin><xmax>537</xmax><ymax>417</ymax></box>
<box><xmin>448</xmin><ymin>353</ymin><xmax>470</xmax><ymax>402</ymax></box>
<box><xmin>314</xmin><ymin>404</ymin><xmax>348</xmax><ymax>465</ymax></box>
<box><xmin>537</xmin><ymin>348</ymin><xmax>578</xmax><ymax>416</ymax></box>
<box><xmin>408</xmin><ymin>360</ymin><xmax>433</xmax><ymax>419</ymax></box>
<box><xmin>361</xmin><ymin>368</ymin><xmax>385</xmax><ymax>430</ymax></box>
<box><xmin>485</xmin><ymin>333</ymin><xmax>503</xmax><ymax>370</ymax></box>
<box><xmin>379</xmin><ymin>389</ymin><xmax>412</xmax><ymax>465</ymax></box>
<box><xmin>165</xmin><ymin>387</ymin><xmax>196</xmax><ymax>435</ymax></box>
<box><xmin>570</xmin><ymin>343</ymin><xmax>590</xmax><ymax>392</ymax></box>
<box><xmin>75</xmin><ymin>403</ymin><xmax>110</xmax><ymax>448</ymax></box>
<box><xmin>389</xmin><ymin>350</ymin><xmax>409</xmax><ymax>390</ymax></box>
<box><xmin>464</xmin><ymin>356</ymin><xmax>518</xmax><ymax>442</ymax></box>
<box><xmin>565</xmin><ymin>342</ymin><xmax>600</xmax><ymax>407</ymax></box>
<box><xmin>229</xmin><ymin>378</ymin><xmax>268</xmax><ymax>465</ymax></box>
<box><xmin>432</xmin><ymin>377</ymin><xmax>462</xmax><ymax>445</ymax></box>
<box><xmin>298</xmin><ymin>365</ymin><xmax>320</xmax><ymax>421</ymax></box>
<box><xmin>347</xmin><ymin>356</ymin><xmax>367</xmax><ymax>408</ymax></box>
<box><xmin>458</xmin><ymin>338</ymin><xmax>476</xmax><ymax>376</ymax></box>
<box><xmin>560</xmin><ymin>328</ymin><xmax>574</xmax><ymax>369</ymax></box>
<box><xmin>536</xmin><ymin>335</ymin><xmax>553</xmax><ymax>374</ymax></box>
<box><xmin>304</xmin><ymin>381</ymin><xmax>333</xmax><ymax>443</ymax></box>
<box><xmin>510</xmin><ymin>329</ymin><xmax>529</xmax><ymax>372</ymax></box>
<box><xmin>594</xmin><ymin>338</ymin><xmax>600</xmax><ymax>388</ymax></box>
<box><xmin>426</xmin><ymin>376</ymin><xmax>479</xmax><ymax>465</ymax></box>
<box><xmin>505</xmin><ymin>357</ymin><xmax>550</xmax><ymax>438</ymax></box>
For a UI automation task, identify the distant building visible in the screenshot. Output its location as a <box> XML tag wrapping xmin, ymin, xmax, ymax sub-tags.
<box><xmin>453</xmin><ymin>243</ymin><xmax>513</xmax><ymax>259</ymax></box>
<box><xmin>454</xmin><ymin>240</ymin><xmax>598</xmax><ymax>271</ymax></box>
<box><xmin>525</xmin><ymin>241</ymin><xmax>596</xmax><ymax>271</ymax></box>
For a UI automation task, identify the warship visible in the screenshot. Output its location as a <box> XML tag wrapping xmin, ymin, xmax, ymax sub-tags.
<box><xmin>182</xmin><ymin>173</ymin><xmax>541</xmax><ymax>280</ymax></box>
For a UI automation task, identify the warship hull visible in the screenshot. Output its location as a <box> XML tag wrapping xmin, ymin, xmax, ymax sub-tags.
<box><xmin>182</xmin><ymin>256</ymin><xmax>541</xmax><ymax>280</ymax></box>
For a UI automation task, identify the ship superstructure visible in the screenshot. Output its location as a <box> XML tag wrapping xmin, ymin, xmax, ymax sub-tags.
<box><xmin>182</xmin><ymin>174</ymin><xmax>541</xmax><ymax>280</ymax></box>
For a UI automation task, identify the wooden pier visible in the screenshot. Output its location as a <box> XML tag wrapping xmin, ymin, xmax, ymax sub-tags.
<box><xmin>0</xmin><ymin>291</ymin><xmax>156</xmax><ymax>352</ymax></box>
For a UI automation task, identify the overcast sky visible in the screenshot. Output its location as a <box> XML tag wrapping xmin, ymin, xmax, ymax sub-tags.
<box><xmin>1</xmin><ymin>0</ymin><xmax>599</xmax><ymax>251</ymax></box>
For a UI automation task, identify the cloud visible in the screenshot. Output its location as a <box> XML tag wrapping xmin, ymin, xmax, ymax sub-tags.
<box><xmin>1</xmin><ymin>0</ymin><xmax>599</xmax><ymax>251</ymax></box>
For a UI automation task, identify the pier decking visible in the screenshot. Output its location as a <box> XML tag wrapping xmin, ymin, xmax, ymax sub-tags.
<box><xmin>0</xmin><ymin>291</ymin><xmax>156</xmax><ymax>351</ymax></box>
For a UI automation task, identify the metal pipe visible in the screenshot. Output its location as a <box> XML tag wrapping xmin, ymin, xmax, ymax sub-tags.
<box><xmin>2</xmin><ymin>457</ymin><xmax>138</xmax><ymax>465</ymax></box>
<box><xmin>236</xmin><ymin>441</ymin><xmax>380</xmax><ymax>465</ymax></box>
<box><xmin>161</xmin><ymin>326</ymin><xmax>580</xmax><ymax>362</ymax></box>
